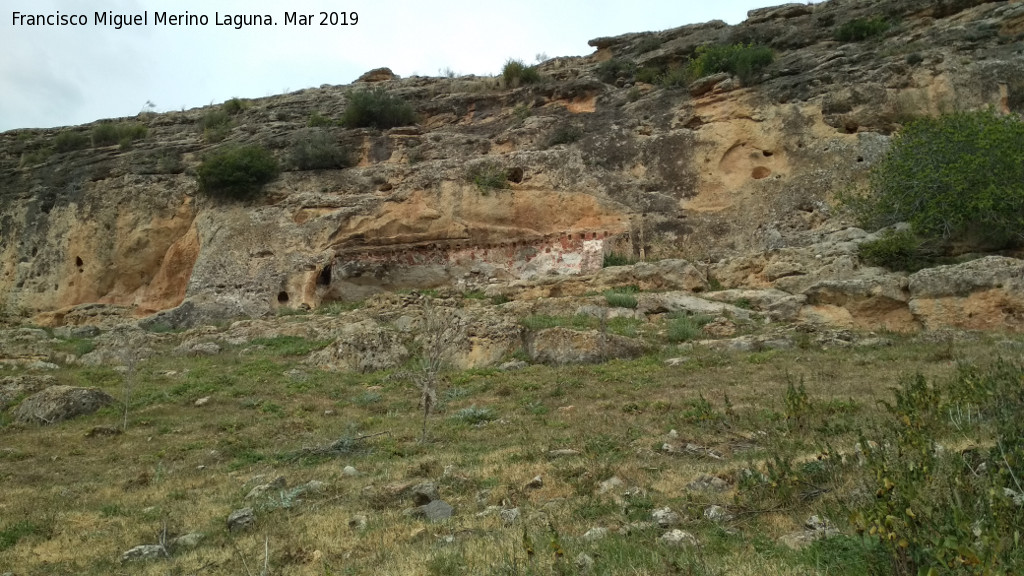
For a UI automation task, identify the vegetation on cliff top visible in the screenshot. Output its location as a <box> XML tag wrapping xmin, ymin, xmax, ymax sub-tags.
<box><xmin>341</xmin><ymin>87</ymin><xmax>418</xmax><ymax>129</ymax></box>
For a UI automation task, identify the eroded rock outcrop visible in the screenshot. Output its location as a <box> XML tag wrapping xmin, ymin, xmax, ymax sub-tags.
<box><xmin>0</xmin><ymin>0</ymin><xmax>1021</xmax><ymax>333</ymax></box>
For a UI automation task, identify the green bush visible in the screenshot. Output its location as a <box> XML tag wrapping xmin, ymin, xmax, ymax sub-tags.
<box><xmin>857</xmin><ymin>229</ymin><xmax>931</xmax><ymax>271</ymax></box>
<box><xmin>465</xmin><ymin>162</ymin><xmax>508</xmax><ymax>194</ymax></box>
<box><xmin>197</xmin><ymin>144</ymin><xmax>279</xmax><ymax>200</ymax></box>
<box><xmin>852</xmin><ymin>361</ymin><xmax>1024</xmax><ymax>575</ymax></box>
<box><xmin>290</xmin><ymin>129</ymin><xmax>352</xmax><ymax>170</ymax></box>
<box><xmin>596</xmin><ymin>58</ymin><xmax>636</xmax><ymax>84</ymax></box>
<box><xmin>307</xmin><ymin>112</ymin><xmax>335</xmax><ymax>127</ymax></box>
<box><xmin>92</xmin><ymin>122</ymin><xmax>148</xmax><ymax>148</ymax></box>
<box><xmin>222</xmin><ymin>97</ymin><xmax>247</xmax><ymax>115</ymax></box>
<box><xmin>835</xmin><ymin>17</ymin><xmax>891</xmax><ymax>42</ymax></box>
<box><xmin>688</xmin><ymin>43</ymin><xmax>774</xmax><ymax>84</ymax></box>
<box><xmin>635</xmin><ymin>66</ymin><xmax>663</xmax><ymax>84</ymax></box>
<box><xmin>659</xmin><ymin>67</ymin><xmax>692</xmax><ymax>89</ymax></box>
<box><xmin>603</xmin><ymin>253</ymin><xmax>634</xmax><ymax>267</ymax></box>
<box><xmin>200</xmin><ymin>109</ymin><xmax>232</xmax><ymax>143</ymax></box>
<box><xmin>842</xmin><ymin>109</ymin><xmax>1024</xmax><ymax>249</ymax></box>
<box><xmin>53</xmin><ymin>131</ymin><xmax>89</xmax><ymax>153</ymax></box>
<box><xmin>340</xmin><ymin>88</ymin><xmax>417</xmax><ymax>129</ymax></box>
<box><xmin>545</xmin><ymin>124</ymin><xmax>583</xmax><ymax>148</ymax></box>
<box><xmin>501</xmin><ymin>59</ymin><xmax>541</xmax><ymax>88</ymax></box>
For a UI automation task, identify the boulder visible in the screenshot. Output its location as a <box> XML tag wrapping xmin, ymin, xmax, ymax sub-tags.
<box><xmin>0</xmin><ymin>375</ymin><xmax>56</xmax><ymax>411</ymax></box>
<box><xmin>908</xmin><ymin>257</ymin><xmax>1024</xmax><ymax>331</ymax></box>
<box><xmin>355</xmin><ymin>67</ymin><xmax>398</xmax><ymax>83</ymax></box>
<box><xmin>526</xmin><ymin>328</ymin><xmax>647</xmax><ymax>365</ymax></box>
<box><xmin>13</xmin><ymin>386</ymin><xmax>115</xmax><ymax>424</ymax></box>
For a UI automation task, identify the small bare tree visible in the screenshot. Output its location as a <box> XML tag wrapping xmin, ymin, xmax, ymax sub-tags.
<box><xmin>410</xmin><ymin>298</ymin><xmax>465</xmax><ymax>443</ymax></box>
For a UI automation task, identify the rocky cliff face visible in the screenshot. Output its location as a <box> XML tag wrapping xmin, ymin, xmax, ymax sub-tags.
<box><xmin>1</xmin><ymin>0</ymin><xmax>1022</xmax><ymax>329</ymax></box>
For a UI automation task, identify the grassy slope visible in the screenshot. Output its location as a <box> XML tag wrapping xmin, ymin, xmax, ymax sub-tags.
<box><xmin>0</xmin><ymin>328</ymin><xmax>1014</xmax><ymax>575</ymax></box>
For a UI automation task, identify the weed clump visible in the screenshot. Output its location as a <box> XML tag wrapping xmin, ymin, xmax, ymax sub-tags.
<box><xmin>465</xmin><ymin>162</ymin><xmax>509</xmax><ymax>194</ymax></box>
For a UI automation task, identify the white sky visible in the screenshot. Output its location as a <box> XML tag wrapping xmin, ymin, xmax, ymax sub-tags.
<box><xmin>1</xmin><ymin>0</ymin><xmax>821</xmax><ymax>131</ymax></box>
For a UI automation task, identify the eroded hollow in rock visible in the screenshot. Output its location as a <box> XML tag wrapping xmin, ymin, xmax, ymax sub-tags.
<box><xmin>277</xmin><ymin>291</ymin><xmax>289</xmax><ymax>304</ymax></box>
<box><xmin>751</xmin><ymin>166</ymin><xmax>772</xmax><ymax>180</ymax></box>
<box><xmin>506</xmin><ymin>167</ymin><xmax>524</xmax><ymax>183</ymax></box>
<box><xmin>75</xmin><ymin>256</ymin><xmax>83</xmax><ymax>267</ymax></box>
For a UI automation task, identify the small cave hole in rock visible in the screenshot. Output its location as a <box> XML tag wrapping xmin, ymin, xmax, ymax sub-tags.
<box><xmin>762</xmin><ymin>150</ymin><xmax>774</xmax><ymax>157</ymax></box>
<box><xmin>751</xmin><ymin>166</ymin><xmax>772</xmax><ymax>180</ymax></box>
<box><xmin>506</xmin><ymin>167</ymin><xmax>524</xmax><ymax>183</ymax></box>
<box><xmin>75</xmin><ymin>256</ymin><xmax>83</xmax><ymax>267</ymax></box>
<box><xmin>856</xmin><ymin>156</ymin><xmax>865</xmax><ymax>163</ymax></box>
<box><xmin>31</xmin><ymin>247</ymin><xmax>37</xmax><ymax>257</ymax></box>
<box><xmin>317</xmin><ymin>265</ymin><xmax>333</xmax><ymax>286</ymax></box>
<box><xmin>277</xmin><ymin>291</ymin><xmax>290</xmax><ymax>304</ymax></box>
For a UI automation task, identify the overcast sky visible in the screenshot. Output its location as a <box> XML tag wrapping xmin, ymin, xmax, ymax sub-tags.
<box><xmin>1</xmin><ymin>0</ymin><xmax>821</xmax><ymax>132</ymax></box>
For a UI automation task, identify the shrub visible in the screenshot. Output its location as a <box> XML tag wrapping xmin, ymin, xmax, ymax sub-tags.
<box><xmin>92</xmin><ymin>122</ymin><xmax>147</xmax><ymax>148</ymax></box>
<box><xmin>635</xmin><ymin>66</ymin><xmax>662</xmax><ymax>84</ymax></box>
<box><xmin>501</xmin><ymin>59</ymin><xmax>541</xmax><ymax>88</ymax></box>
<box><xmin>835</xmin><ymin>17</ymin><xmax>891</xmax><ymax>42</ymax></box>
<box><xmin>222</xmin><ymin>97</ymin><xmax>247</xmax><ymax>115</ymax></box>
<box><xmin>197</xmin><ymin>144</ymin><xmax>279</xmax><ymax>200</ymax></box>
<box><xmin>465</xmin><ymin>162</ymin><xmax>508</xmax><ymax>194</ymax></box>
<box><xmin>636</xmin><ymin>36</ymin><xmax>662</xmax><ymax>53</ymax></box>
<box><xmin>603</xmin><ymin>253</ymin><xmax>633</xmax><ymax>267</ymax></box>
<box><xmin>307</xmin><ymin>112</ymin><xmax>335</xmax><ymax>127</ymax></box>
<box><xmin>596</xmin><ymin>58</ymin><xmax>636</xmax><ymax>84</ymax></box>
<box><xmin>290</xmin><ymin>129</ymin><xmax>352</xmax><ymax>170</ymax></box>
<box><xmin>340</xmin><ymin>87</ymin><xmax>417</xmax><ymax>129</ymax></box>
<box><xmin>91</xmin><ymin>123</ymin><xmax>120</xmax><ymax>146</ymax></box>
<box><xmin>842</xmin><ymin>109</ymin><xmax>1024</xmax><ymax>249</ymax></box>
<box><xmin>659</xmin><ymin>67</ymin><xmax>692</xmax><ymax>88</ymax></box>
<box><xmin>857</xmin><ymin>229</ymin><xmax>931</xmax><ymax>271</ymax></box>
<box><xmin>688</xmin><ymin>43</ymin><xmax>774</xmax><ymax>84</ymax></box>
<box><xmin>200</xmin><ymin>109</ymin><xmax>232</xmax><ymax>143</ymax></box>
<box><xmin>545</xmin><ymin>124</ymin><xmax>583</xmax><ymax>148</ymax></box>
<box><xmin>53</xmin><ymin>131</ymin><xmax>89</xmax><ymax>153</ymax></box>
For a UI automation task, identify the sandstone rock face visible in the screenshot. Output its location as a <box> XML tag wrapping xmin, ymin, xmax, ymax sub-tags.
<box><xmin>908</xmin><ymin>257</ymin><xmax>1024</xmax><ymax>331</ymax></box>
<box><xmin>13</xmin><ymin>385</ymin><xmax>115</xmax><ymax>424</ymax></box>
<box><xmin>0</xmin><ymin>0</ymin><xmax>1021</xmax><ymax>332</ymax></box>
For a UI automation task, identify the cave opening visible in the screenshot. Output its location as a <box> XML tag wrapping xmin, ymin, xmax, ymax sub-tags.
<box><xmin>317</xmin><ymin>264</ymin><xmax>333</xmax><ymax>286</ymax></box>
<box><xmin>277</xmin><ymin>291</ymin><xmax>289</xmax><ymax>304</ymax></box>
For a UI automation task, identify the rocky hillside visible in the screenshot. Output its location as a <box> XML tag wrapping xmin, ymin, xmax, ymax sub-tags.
<box><xmin>1</xmin><ymin>0</ymin><xmax>1022</xmax><ymax>334</ymax></box>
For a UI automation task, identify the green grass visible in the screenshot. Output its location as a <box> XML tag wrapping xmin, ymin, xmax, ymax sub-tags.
<box><xmin>666</xmin><ymin>312</ymin><xmax>712</xmax><ymax>343</ymax></box>
<box><xmin>604</xmin><ymin>288</ymin><xmax>639</xmax><ymax>309</ymax></box>
<box><xmin>247</xmin><ymin>336</ymin><xmax>331</xmax><ymax>356</ymax></box>
<box><xmin>0</xmin><ymin>308</ymin><xmax>1018</xmax><ymax>575</ymax></box>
